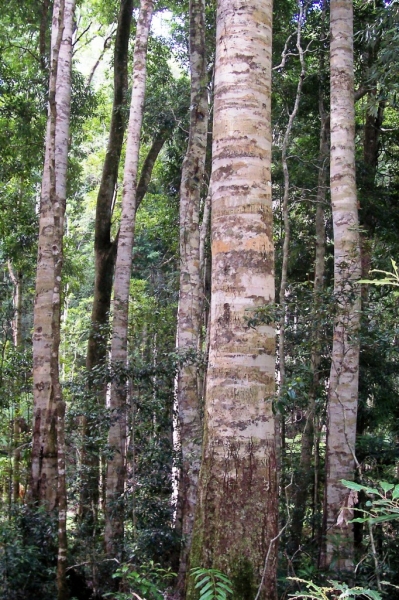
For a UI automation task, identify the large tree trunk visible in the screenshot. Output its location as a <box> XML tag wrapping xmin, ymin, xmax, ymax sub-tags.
<box><xmin>30</xmin><ymin>0</ymin><xmax>75</xmax><ymax>511</ymax></box>
<box><xmin>80</xmin><ymin>0</ymin><xmax>133</xmax><ymax>526</ymax></box>
<box><xmin>176</xmin><ymin>0</ymin><xmax>209</xmax><ymax>589</ymax></box>
<box><xmin>187</xmin><ymin>2</ymin><xmax>277</xmax><ymax>599</ymax></box>
<box><xmin>321</xmin><ymin>0</ymin><xmax>361</xmax><ymax>572</ymax></box>
<box><xmin>104</xmin><ymin>0</ymin><xmax>154</xmax><ymax>559</ymax></box>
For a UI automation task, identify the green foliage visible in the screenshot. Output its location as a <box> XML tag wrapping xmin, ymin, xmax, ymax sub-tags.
<box><xmin>342</xmin><ymin>479</ymin><xmax>399</xmax><ymax>525</ymax></box>
<box><xmin>287</xmin><ymin>578</ymin><xmax>382</xmax><ymax>600</ymax></box>
<box><xmin>105</xmin><ymin>561</ymin><xmax>175</xmax><ymax>600</ymax></box>
<box><xmin>360</xmin><ymin>259</ymin><xmax>399</xmax><ymax>292</ymax></box>
<box><xmin>190</xmin><ymin>567</ymin><xmax>233</xmax><ymax>600</ymax></box>
<box><xmin>0</xmin><ymin>506</ymin><xmax>57</xmax><ymax>600</ymax></box>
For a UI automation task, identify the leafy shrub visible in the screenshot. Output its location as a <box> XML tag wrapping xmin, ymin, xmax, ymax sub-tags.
<box><xmin>0</xmin><ymin>506</ymin><xmax>57</xmax><ymax>600</ymax></box>
<box><xmin>104</xmin><ymin>560</ymin><xmax>175</xmax><ymax>600</ymax></box>
<box><xmin>287</xmin><ymin>578</ymin><xmax>382</xmax><ymax>599</ymax></box>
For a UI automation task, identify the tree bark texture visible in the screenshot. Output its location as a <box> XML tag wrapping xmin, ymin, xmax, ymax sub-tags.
<box><xmin>322</xmin><ymin>0</ymin><xmax>361</xmax><ymax>572</ymax></box>
<box><xmin>176</xmin><ymin>0</ymin><xmax>209</xmax><ymax>589</ymax></box>
<box><xmin>8</xmin><ymin>261</ymin><xmax>23</xmax><ymax>348</ymax></box>
<box><xmin>8</xmin><ymin>260</ymin><xmax>23</xmax><ymax>503</ymax></box>
<box><xmin>188</xmin><ymin>2</ymin><xmax>277</xmax><ymax>599</ymax></box>
<box><xmin>104</xmin><ymin>0</ymin><xmax>153</xmax><ymax>559</ymax></box>
<box><xmin>30</xmin><ymin>0</ymin><xmax>74</xmax><ymax>511</ymax></box>
<box><xmin>57</xmin><ymin>399</ymin><xmax>68</xmax><ymax>600</ymax></box>
<box><xmin>80</xmin><ymin>0</ymin><xmax>133</xmax><ymax>525</ymax></box>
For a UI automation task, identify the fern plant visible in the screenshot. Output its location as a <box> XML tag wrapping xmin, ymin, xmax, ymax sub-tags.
<box><xmin>190</xmin><ymin>567</ymin><xmax>233</xmax><ymax>600</ymax></box>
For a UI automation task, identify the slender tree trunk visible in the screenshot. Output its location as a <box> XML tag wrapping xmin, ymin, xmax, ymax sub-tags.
<box><xmin>290</xmin><ymin>104</ymin><xmax>328</xmax><ymax>553</ymax></box>
<box><xmin>30</xmin><ymin>0</ymin><xmax>74</xmax><ymax>511</ymax></box>
<box><xmin>8</xmin><ymin>261</ymin><xmax>23</xmax><ymax>503</ymax></box>
<box><xmin>57</xmin><ymin>399</ymin><xmax>68</xmax><ymax>600</ymax></box>
<box><xmin>188</xmin><ymin>2</ymin><xmax>277</xmax><ymax>599</ymax></box>
<box><xmin>29</xmin><ymin>0</ymin><xmax>74</xmax><ymax>597</ymax></box>
<box><xmin>321</xmin><ymin>0</ymin><xmax>361</xmax><ymax>572</ymax></box>
<box><xmin>104</xmin><ymin>0</ymin><xmax>154</xmax><ymax>559</ymax></box>
<box><xmin>40</xmin><ymin>0</ymin><xmax>51</xmax><ymax>71</ymax></box>
<box><xmin>176</xmin><ymin>0</ymin><xmax>209</xmax><ymax>589</ymax></box>
<box><xmin>359</xmin><ymin>94</ymin><xmax>385</xmax><ymax>285</ymax></box>
<box><xmin>81</xmin><ymin>0</ymin><xmax>167</xmax><ymax>527</ymax></box>
<box><xmin>80</xmin><ymin>0</ymin><xmax>133</xmax><ymax>526</ymax></box>
<box><xmin>30</xmin><ymin>0</ymin><xmax>64</xmax><ymax>508</ymax></box>
<box><xmin>54</xmin><ymin>7</ymin><xmax>75</xmax><ymax>597</ymax></box>
<box><xmin>136</xmin><ymin>127</ymin><xmax>171</xmax><ymax>205</ymax></box>
<box><xmin>8</xmin><ymin>261</ymin><xmax>22</xmax><ymax>348</ymax></box>
<box><xmin>277</xmin><ymin>0</ymin><xmax>306</xmax><ymax>472</ymax></box>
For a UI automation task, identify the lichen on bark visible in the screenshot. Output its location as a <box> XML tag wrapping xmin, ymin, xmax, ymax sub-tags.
<box><xmin>187</xmin><ymin>1</ymin><xmax>277</xmax><ymax>598</ymax></box>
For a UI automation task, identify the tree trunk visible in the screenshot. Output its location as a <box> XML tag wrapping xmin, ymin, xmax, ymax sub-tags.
<box><xmin>321</xmin><ymin>0</ymin><xmax>361</xmax><ymax>572</ymax></box>
<box><xmin>277</xmin><ymin>1</ymin><xmax>306</xmax><ymax>474</ymax></box>
<box><xmin>30</xmin><ymin>0</ymin><xmax>74</xmax><ymax>511</ymax></box>
<box><xmin>40</xmin><ymin>0</ymin><xmax>51</xmax><ymax>71</ymax></box>
<box><xmin>290</xmin><ymin>104</ymin><xmax>328</xmax><ymax>553</ymax></box>
<box><xmin>8</xmin><ymin>261</ymin><xmax>23</xmax><ymax>503</ymax></box>
<box><xmin>176</xmin><ymin>0</ymin><xmax>209</xmax><ymax>589</ymax></box>
<box><xmin>57</xmin><ymin>399</ymin><xmax>68</xmax><ymax>600</ymax></box>
<box><xmin>8</xmin><ymin>261</ymin><xmax>23</xmax><ymax>349</ymax></box>
<box><xmin>81</xmin><ymin>0</ymin><xmax>168</xmax><ymax>529</ymax></box>
<box><xmin>188</xmin><ymin>2</ymin><xmax>277</xmax><ymax>599</ymax></box>
<box><xmin>80</xmin><ymin>0</ymin><xmax>133</xmax><ymax>526</ymax></box>
<box><xmin>104</xmin><ymin>0</ymin><xmax>153</xmax><ymax>559</ymax></box>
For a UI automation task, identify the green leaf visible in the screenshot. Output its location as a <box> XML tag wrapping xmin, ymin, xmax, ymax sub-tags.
<box><xmin>392</xmin><ymin>485</ymin><xmax>399</xmax><ymax>499</ymax></box>
<box><xmin>369</xmin><ymin>513</ymin><xmax>399</xmax><ymax>524</ymax></box>
<box><xmin>199</xmin><ymin>581</ymin><xmax>213</xmax><ymax>594</ymax></box>
<box><xmin>201</xmin><ymin>591</ymin><xmax>215</xmax><ymax>600</ymax></box>
<box><xmin>216</xmin><ymin>572</ymin><xmax>227</xmax><ymax>578</ymax></box>
<box><xmin>341</xmin><ymin>480</ymin><xmax>379</xmax><ymax>495</ymax></box>
<box><xmin>216</xmin><ymin>581</ymin><xmax>233</xmax><ymax>593</ymax></box>
<box><xmin>195</xmin><ymin>577</ymin><xmax>211</xmax><ymax>589</ymax></box>
<box><xmin>379</xmin><ymin>481</ymin><xmax>394</xmax><ymax>492</ymax></box>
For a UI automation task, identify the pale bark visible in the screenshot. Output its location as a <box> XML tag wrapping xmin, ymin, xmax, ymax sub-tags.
<box><xmin>31</xmin><ymin>0</ymin><xmax>74</xmax><ymax>510</ymax></box>
<box><xmin>8</xmin><ymin>260</ymin><xmax>23</xmax><ymax>503</ymax></box>
<box><xmin>57</xmin><ymin>400</ymin><xmax>68</xmax><ymax>600</ymax></box>
<box><xmin>104</xmin><ymin>0</ymin><xmax>153</xmax><ymax>559</ymax></box>
<box><xmin>8</xmin><ymin>261</ymin><xmax>22</xmax><ymax>348</ymax></box>
<box><xmin>30</xmin><ymin>0</ymin><xmax>74</xmax><ymax>596</ymax></box>
<box><xmin>322</xmin><ymin>0</ymin><xmax>361</xmax><ymax>571</ymax></box>
<box><xmin>54</xmin><ymin>5</ymin><xmax>73</xmax><ymax>573</ymax></box>
<box><xmin>176</xmin><ymin>0</ymin><xmax>209</xmax><ymax>589</ymax></box>
<box><xmin>188</xmin><ymin>2</ymin><xmax>277</xmax><ymax>599</ymax></box>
